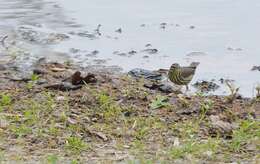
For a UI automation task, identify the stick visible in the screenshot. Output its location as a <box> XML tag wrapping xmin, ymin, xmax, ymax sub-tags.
<box><xmin>0</xmin><ymin>35</ymin><xmax>8</xmax><ymax>50</ymax></box>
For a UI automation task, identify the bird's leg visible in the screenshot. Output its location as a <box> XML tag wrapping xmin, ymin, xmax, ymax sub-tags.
<box><xmin>185</xmin><ymin>85</ymin><xmax>189</xmax><ymax>91</ymax></box>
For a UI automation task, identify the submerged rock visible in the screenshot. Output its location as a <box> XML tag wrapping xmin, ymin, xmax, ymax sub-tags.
<box><xmin>17</xmin><ymin>26</ymin><xmax>69</xmax><ymax>44</ymax></box>
<box><xmin>251</xmin><ymin>65</ymin><xmax>260</xmax><ymax>71</ymax></box>
<box><xmin>142</xmin><ymin>48</ymin><xmax>158</xmax><ymax>54</ymax></box>
<box><xmin>193</xmin><ymin>80</ymin><xmax>220</xmax><ymax>92</ymax></box>
<box><xmin>128</xmin><ymin>68</ymin><xmax>162</xmax><ymax>81</ymax></box>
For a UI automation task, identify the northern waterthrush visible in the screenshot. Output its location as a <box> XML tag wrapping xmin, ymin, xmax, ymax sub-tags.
<box><xmin>168</xmin><ymin>62</ymin><xmax>200</xmax><ymax>90</ymax></box>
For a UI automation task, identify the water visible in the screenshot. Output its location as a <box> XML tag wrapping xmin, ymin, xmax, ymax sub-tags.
<box><xmin>1</xmin><ymin>0</ymin><xmax>260</xmax><ymax>97</ymax></box>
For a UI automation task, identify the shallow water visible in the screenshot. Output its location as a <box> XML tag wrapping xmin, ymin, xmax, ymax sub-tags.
<box><xmin>1</xmin><ymin>0</ymin><xmax>260</xmax><ymax>97</ymax></box>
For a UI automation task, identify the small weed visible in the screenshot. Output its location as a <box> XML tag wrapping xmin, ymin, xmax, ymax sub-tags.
<box><xmin>228</xmin><ymin>120</ymin><xmax>259</xmax><ymax>152</ymax></box>
<box><xmin>10</xmin><ymin>124</ymin><xmax>32</xmax><ymax>138</ymax></box>
<box><xmin>46</xmin><ymin>154</ymin><xmax>58</xmax><ymax>164</ymax></box>
<box><xmin>169</xmin><ymin>138</ymin><xmax>220</xmax><ymax>159</ymax></box>
<box><xmin>26</xmin><ymin>73</ymin><xmax>39</xmax><ymax>90</ymax></box>
<box><xmin>96</xmin><ymin>91</ymin><xmax>122</xmax><ymax>121</ymax></box>
<box><xmin>71</xmin><ymin>159</ymin><xmax>79</xmax><ymax>164</ymax></box>
<box><xmin>199</xmin><ymin>99</ymin><xmax>214</xmax><ymax>122</ymax></box>
<box><xmin>131</xmin><ymin>139</ymin><xmax>145</xmax><ymax>152</ymax></box>
<box><xmin>225</xmin><ymin>81</ymin><xmax>239</xmax><ymax>103</ymax></box>
<box><xmin>171</xmin><ymin>120</ymin><xmax>199</xmax><ymax>139</ymax></box>
<box><xmin>65</xmin><ymin>136</ymin><xmax>88</xmax><ymax>154</ymax></box>
<box><xmin>0</xmin><ymin>93</ymin><xmax>11</xmax><ymax>106</ymax></box>
<box><xmin>255</xmin><ymin>84</ymin><xmax>260</xmax><ymax>99</ymax></box>
<box><xmin>169</xmin><ymin>141</ymin><xmax>198</xmax><ymax>159</ymax></box>
<box><xmin>31</xmin><ymin>73</ymin><xmax>39</xmax><ymax>81</ymax></box>
<box><xmin>150</xmin><ymin>95</ymin><xmax>170</xmax><ymax>109</ymax></box>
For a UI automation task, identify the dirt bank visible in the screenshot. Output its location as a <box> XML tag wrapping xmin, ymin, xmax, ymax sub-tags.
<box><xmin>0</xmin><ymin>60</ymin><xmax>259</xmax><ymax>163</ymax></box>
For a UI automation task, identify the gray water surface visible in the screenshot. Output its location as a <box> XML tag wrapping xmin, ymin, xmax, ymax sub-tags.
<box><xmin>1</xmin><ymin>0</ymin><xmax>260</xmax><ymax>97</ymax></box>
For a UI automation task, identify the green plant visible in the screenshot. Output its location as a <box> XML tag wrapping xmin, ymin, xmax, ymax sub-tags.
<box><xmin>47</xmin><ymin>154</ymin><xmax>58</xmax><ymax>164</ymax></box>
<box><xmin>65</xmin><ymin>136</ymin><xmax>88</xmax><ymax>153</ymax></box>
<box><xmin>229</xmin><ymin>120</ymin><xmax>259</xmax><ymax>152</ymax></box>
<box><xmin>31</xmin><ymin>73</ymin><xmax>39</xmax><ymax>81</ymax></box>
<box><xmin>225</xmin><ymin>81</ymin><xmax>239</xmax><ymax>103</ymax></box>
<box><xmin>26</xmin><ymin>73</ymin><xmax>39</xmax><ymax>89</ymax></box>
<box><xmin>0</xmin><ymin>94</ymin><xmax>11</xmax><ymax>106</ymax></box>
<box><xmin>70</xmin><ymin>159</ymin><xmax>79</xmax><ymax>164</ymax></box>
<box><xmin>11</xmin><ymin>124</ymin><xmax>32</xmax><ymax>138</ymax></box>
<box><xmin>199</xmin><ymin>99</ymin><xmax>213</xmax><ymax>122</ymax></box>
<box><xmin>169</xmin><ymin>141</ymin><xmax>198</xmax><ymax>159</ymax></box>
<box><xmin>149</xmin><ymin>95</ymin><xmax>170</xmax><ymax>109</ymax></box>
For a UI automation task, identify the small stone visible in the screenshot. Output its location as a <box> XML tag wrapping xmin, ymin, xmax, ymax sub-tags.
<box><xmin>0</xmin><ymin>118</ymin><xmax>9</xmax><ymax>129</ymax></box>
<box><xmin>56</xmin><ymin>96</ymin><xmax>65</xmax><ymax>101</ymax></box>
<box><xmin>251</xmin><ymin>66</ymin><xmax>260</xmax><ymax>71</ymax></box>
<box><xmin>36</xmin><ymin>79</ymin><xmax>48</xmax><ymax>85</ymax></box>
<box><xmin>115</xmin><ymin>28</ymin><xmax>122</xmax><ymax>33</ymax></box>
<box><xmin>145</xmin><ymin>44</ymin><xmax>152</xmax><ymax>47</ymax></box>
<box><xmin>33</xmin><ymin>68</ymin><xmax>46</xmax><ymax>75</ymax></box>
<box><xmin>209</xmin><ymin>115</ymin><xmax>237</xmax><ymax>134</ymax></box>
<box><xmin>142</xmin><ymin>48</ymin><xmax>158</xmax><ymax>54</ymax></box>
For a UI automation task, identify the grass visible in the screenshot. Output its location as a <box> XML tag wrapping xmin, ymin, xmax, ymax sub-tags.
<box><xmin>0</xmin><ymin>72</ymin><xmax>259</xmax><ymax>163</ymax></box>
<box><xmin>149</xmin><ymin>95</ymin><xmax>170</xmax><ymax>109</ymax></box>
<box><xmin>65</xmin><ymin>136</ymin><xmax>89</xmax><ymax>154</ymax></box>
<box><xmin>228</xmin><ymin>119</ymin><xmax>259</xmax><ymax>152</ymax></box>
<box><xmin>199</xmin><ymin>99</ymin><xmax>214</xmax><ymax>122</ymax></box>
<box><xmin>46</xmin><ymin>154</ymin><xmax>58</xmax><ymax>164</ymax></box>
<box><xmin>169</xmin><ymin>138</ymin><xmax>220</xmax><ymax>160</ymax></box>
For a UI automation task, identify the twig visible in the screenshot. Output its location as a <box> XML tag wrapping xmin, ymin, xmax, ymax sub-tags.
<box><xmin>94</xmin><ymin>24</ymin><xmax>101</xmax><ymax>36</ymax></box>
<box><xmin>0</xmin><ymin>35</ymin><xmax>8</xmax><ymax>50</ymax></box>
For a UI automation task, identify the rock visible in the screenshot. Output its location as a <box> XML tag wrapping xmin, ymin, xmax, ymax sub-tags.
<box><xmin>115</xmin><ymin>28</ymin><xmax>122</xmax><ymax>33</ymax></box>
<box><xmin>17</xmin><ymin>25</ymin><xmax>69</xmax><ymax>44</ymax></box>
<box><xmin>69</xmin><ymin>48</ymin><xmax>80</xmax><ymax>53</ymax></box>
<box><xmin>33</xmin><ymin>68</ymin><xmax>46</xmax><ymax>75</ymax></box>
<box><xmin>186</xmin><ymin>52</ymin><xmax>207</xmax><ymax>56</ymax></box>
<box><xmin>71</xmin><ymin>71</ymin><xmax>97</xmax><ymax>85</ymax></box>
<box><xmin>251</xmin><ymin>66</ymin><xmax>260</xmax><ymax>71</ymax></box>
<box><xmin>0</xmin><ymin>64</ymin><xmax>6</xmax><ymax>71</ymax></box>
<box><xmin>0</xmin><ymin>118</ymin><xmax>9</xmax><ymax>129</ymax></box>
<box><xmin>36</xmin><ymin>79</ymin><xmax>48</xmax><ymax>85</ymax></box>
<box><xmin>209</xmin><ymin>115</ymin><xmax>237</xmax><ymax>135</ymax></box>
<box><xmin>128</xmin><ymin>68</ymin><xmax>162</xmax><ymax>81</ymax></box>
<box><xmin>117</xmin><ymin>53</ymin><xmax>127</xmax><ymax>57</ymax></box>
<box><xmin>45</xmin><ymin>82</ymin><xmax>82</xmax><ymax>91</ymax></box>
<box><xmin>144</xmin><ymin>82</ymin><xmax>178</xmax><ymax>94</ymax></box>
<box><xmin>67</xmin><ymin>117</ymin><xmax>77</xmax><ymax>125</ymax></box>
<box><xmin>71</xmin><ymin>71</ymin><xmax>82</xmax><ymax>85</ymax></box>
<box><xmin>9</xmin><ymin>75</ymin><xmax>31</xmax><ymax>82</ymax></box>
<box><xmin>193</xmin><ymin>80</ymin><xmax>220</xmax><ymax>92</ymax></box>
<box><xmin>158</xmin><ymin>84</ymin><xmax>174</xmax><ymax>93</ymax></box>
<box><xmin>144</xmin><ymin>83</ymin><xmax>162</xmax><ymax>90</ymax></box>
<box><xmin>56</xmin><ymin>96</ymin><xmax>66</xmax><ymax>101</ymax></box>
<box><xmin>128</xmin><ymin>50</ymin><xmax>137</xmax><ymax>55</ymax></box>
<box><xmin>145</xmin><ymin>44</ymin><xmax>152</xmax><ymax>47</ymax></box>
<box><xmin>83</xmin><ymin>73</ymin><xmax>97</xmax><ymax>84</ymax></box>
<box><xmin>142</xmin><ymin>48</ymin><xmax>158</xmax><ymax>54</ymax></box>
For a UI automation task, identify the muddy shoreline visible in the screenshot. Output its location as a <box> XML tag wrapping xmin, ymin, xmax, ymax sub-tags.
<box><xmin>0</xmin><ymin>60</ymin><xmax>259</xmax><ymax>163</ymax></box>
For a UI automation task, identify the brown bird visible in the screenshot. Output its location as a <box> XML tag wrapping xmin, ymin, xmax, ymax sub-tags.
<box><xmin>168</xmin><ymin>62</ymin><xmax>200</xmax><ymax>90</ymax></box>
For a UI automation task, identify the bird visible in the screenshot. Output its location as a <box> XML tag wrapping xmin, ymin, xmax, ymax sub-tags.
<box><xmin>168</xmin><ymin>62</ymin><xmax>200</xmax><ymax>91</ymax></box>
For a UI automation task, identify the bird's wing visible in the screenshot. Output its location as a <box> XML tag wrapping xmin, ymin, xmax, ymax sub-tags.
<box><xmin>180</xmin><ymin>67</ymin><xmax>196</xmax><ymax>80</ymax></box>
